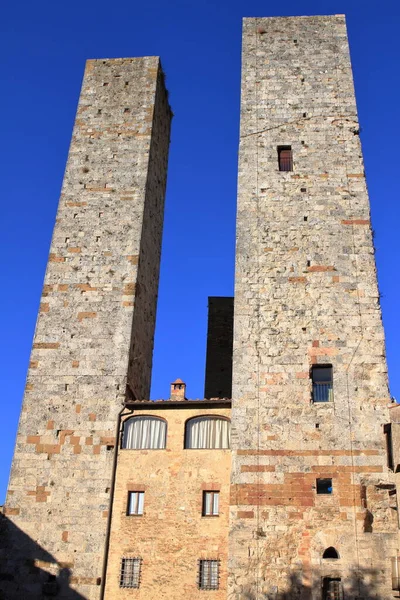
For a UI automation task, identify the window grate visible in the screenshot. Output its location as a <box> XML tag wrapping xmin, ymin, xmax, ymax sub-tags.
<box><xmin>119</xmin><ymin>557</ymin><xmax>141</xmax><ymax>588</ymax></box>
<box><xmin>311</xmin><ymin>365</ymin><xmax>333</xmax><ymax>403</ymax></box>
<box><xmin>198</xmin><ymin>559</ymin><xmax>219</xmax><ymax>590</ymax></box>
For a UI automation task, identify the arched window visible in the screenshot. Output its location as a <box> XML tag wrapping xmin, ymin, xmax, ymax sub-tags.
<box><xmin>122</xmin><ymin>416</ymin><xmax>167</xmax><ymax>449</ymax></box>
<box><xmin>322</xmin><ymin>547</ymin><xmax>339</xmax><ymax>559</ymax></box>
<box><xmin>185</xmin><ymin>416</ymin><xmax>230</xmax><ymax>449</ymax></box>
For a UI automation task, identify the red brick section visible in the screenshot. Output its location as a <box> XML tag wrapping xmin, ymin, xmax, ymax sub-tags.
<box><xmin>3</xmin><ymin>507</ymin><xmax>20</xmax><ymax>516</ymax></box>
<box><xmin>237</xmin><ymin>511</ymin><xmax>254</xmax><ymax>518</ymax></box>
<box><xmin>33</xmin><ymin>342</ymin><xmax>60</xmax><ymax>350</ymax></box>
<box><xmin>307</xmin><ymin>266</ymin><xmax>335</xmax><ymax>272</ymax></box>
<box><xmin>48</xmin><ymin>254</ymin><xmax>66</xmax><ymax>263</ymax></box>
<box><xmin>77</xmin><ymin>312</ymin><xmax>97</xmax><ymax>322</ymax></box>
<box><xmin>231</xmin><ymin>470</ymin><xmax>371</xmax><ymax>508</ymax></box>
<box><xmin>27</xmin><ymin>486</ymin><xmax>51</xmax><ymax>503</ymax></box>
<box><xmin>341</xmin><ymin>219</ymin><xmax>370</xmax><ymax>225</ymax></box>
<box><xmin>236</xmin><ymin>449</ymin><xmax>380</xmax><ymax>456</ymax></box>
<box><xmin>241</xmin><ymin>465</ymin><xmax>275</xmax><ymax>472</ymax></box>
<box><xmin>288</xmin><ymin>277</ymin><xmax>306</xmax><ymax>283</ymax></box>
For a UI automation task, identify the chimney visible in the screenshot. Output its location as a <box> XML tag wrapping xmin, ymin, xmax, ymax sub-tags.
<box><xmin>170</xmin><ymin>378</ymin><xmax>186</xmax><ymax>401</ymax></box>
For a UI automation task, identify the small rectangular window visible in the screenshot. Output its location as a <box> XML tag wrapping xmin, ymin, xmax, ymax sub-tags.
<box><xmin>202</xmin><ymin>491</ymin><xmax>219</xmax><ymax>516</ymax></box>
<box><xmin>127</xmin><ymin>491</ymin><xmax>144</xmax><ymax>516</ymax></box>
<box><xmin>119</xmin><ymin>557</ymin><xmax>141</xmax><ymax>588</ymax></box>
<box><xmin>384</xmin><ymin>424</ymin><xmax>394</xmax><ymax>471</ymax></box>
<box><xmin>278</xmin><ymin>146</ymin><xmax>293</xmax><ymax>171</ymax></box>
<box><xmin>322</xmin><ymin>577</ymin><xmax>343</xmax><ymax>600</ymax></box>
<box><xmin>199</xmin><ymin>560</ymin><xmax>219</xmax><ymax>590</ymax></box>
<box><xmin>312</xmin><ymin>365</ymin><xmax>333</xmax><ymax>403</ymax></box>
<box><xmin>317</xmin><ymin>478</ymin><xmax>333</xmax><ymax>495</ymax></box>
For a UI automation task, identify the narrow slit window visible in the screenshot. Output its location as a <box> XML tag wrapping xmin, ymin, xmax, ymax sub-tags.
<box><xmin>384</xmin><ymin>424</ymin><xmax>394</xmax><ymax>471</ymax></box>
<box><xmin>119</xmin><ymin>557</ymin><xmax>141</xmax><ymax>588</ymax></box>
<box><xmin>202</xmin><ymin>491</ymin><xmax>219</xmax><ymax>516</ymax></box>
<box><xmin>198</xmin><ymin>560</ymin><xmax>219</xmax><ymax>590</ymax></box>
<box><xmin>316</xmin><ymin>478</ymin><xmax>333</xmax><ymax>495</ymax></box>
<box><xmin>127</xmin><ymin>491</ymin><xmax>144</xmax><ymax>516</ymax></box>
<box><xmin>312</xmin><ymin>365</ymin><xmax>333</xmax><ymax>403</ymax></box>
<box><xmin>278</xmin><ymin>146</ymin><xmax>293</xmax><ymax>171</ymax></box>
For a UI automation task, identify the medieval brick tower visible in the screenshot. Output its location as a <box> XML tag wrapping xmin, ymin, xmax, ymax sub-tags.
<box><xmin>2</xmin><ymin>58</ymin><xmax>171</xmax><ymax>599</ymax></box>
<box><xmin>229</xmin><ymin>14</ymin><xmax>398</xmax><ymax>600</ymax></box>
<box><xmin>1</xmin><ymin>14</ymin><xmax>399</xmax><ymax>600</ymax></box>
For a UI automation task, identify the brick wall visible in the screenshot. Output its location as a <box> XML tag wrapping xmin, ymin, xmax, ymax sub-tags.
<box><xmin>104</xmin><ymin>403</ymin><xmax>231</xmax><ymax>599</ymax></box>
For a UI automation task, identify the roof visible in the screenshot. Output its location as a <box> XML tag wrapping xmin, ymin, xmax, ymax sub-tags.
<box><xmin>124</xmin><ymin>398</ymin><xmax>232</xmax><ymax>409</ymax></box>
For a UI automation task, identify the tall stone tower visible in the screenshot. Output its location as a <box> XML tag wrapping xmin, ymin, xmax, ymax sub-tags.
<box><xmin>230</xmin><ymin>15</ymin><xmax>398</xmax><ymax>600</ymax></box>
<box><xmin>2</xmin><ymin>57</ymin><xmax>171</xmax><ymax>599</ymax></box>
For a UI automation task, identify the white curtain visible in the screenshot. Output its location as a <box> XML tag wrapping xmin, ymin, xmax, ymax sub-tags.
<box><xmin>204</xmin><ymin>491</ymin><xmax>219</xmax><ymax>516</ymax></box>
<box><xmin>128</xmin><ymin>491</ymin><xmax>144</xmax><ymax>515</ymax></box>
<box><xmin>186</xmin><ymin>417</ymin><xmax>230</xmax><ymax>449</ymax></box>
<box><xmin>123</xmin><ymin>417</ymin><xmax>167</xmax><ymax>449</ymax></box>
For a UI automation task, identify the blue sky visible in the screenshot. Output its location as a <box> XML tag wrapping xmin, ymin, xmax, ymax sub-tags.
<box><xmin>1</xmin><ymin>0</ymin><xmax>399</xmax><ymax>501</ymax></box>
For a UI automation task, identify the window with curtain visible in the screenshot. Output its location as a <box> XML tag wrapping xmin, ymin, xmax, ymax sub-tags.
<box><xmin>122</xmin><ymin>416</ymin><xmax>167</xmax><ymax>449</ymax></box>
<box><xmin>185</xmin><ymin>417</ymin><xmax>230</xmax><ymax>449</ymax></box>
<box><xmin>127</xmin><ymin>491</ymin><xmax>144</xmax><ymax>515</ymax></box>
<box><xmin>202</xmin><ymin>491</ymin><xmax>219</xmax><ymax>516</ymax></box>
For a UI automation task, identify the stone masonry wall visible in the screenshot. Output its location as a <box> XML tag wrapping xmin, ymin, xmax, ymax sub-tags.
<box><xmin>104</xmin><ymin>404</ymin><xmax>231</xmax><ymax>599</ymax></box>
<box><xmin>204</xmin><ymin>297</ymin><xmax>234</xmax><ymax>399</ymax></box>
<box><xmin>230</xmin><ymin>16</ymin><xmax>398</xmax><ymax>600</ymax></box>
<box><xmin>1</xmin><ymin>57</ymin><xmax>171</xmax><ymax>600</ymax></box>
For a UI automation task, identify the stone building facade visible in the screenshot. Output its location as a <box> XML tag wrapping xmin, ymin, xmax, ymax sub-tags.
<box><xmin>230</xmin><ymin>14</ymin><xmax>399</xmax><ymax>600</ymax></box>
<box><xmin>1</xmin><ymin>57</ymin><xmax>171</xmax><ymax>599</ymax></box>
<box><xmin>1</xmin><ymin>13</ymin><xmax>399</xmax><ymax>600</ymax></box>
<box><xmin>103</xmin><ymin>384</ymin><xmax>231</xmax><ymax>599</ymax></box>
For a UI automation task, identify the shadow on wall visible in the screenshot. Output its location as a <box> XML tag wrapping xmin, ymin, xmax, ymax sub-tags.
<box><xmin>0</xmin><ymin>514</ymin><xmax>85</xmax><ymax>599</ymax></box>
<box><xmin>235</xmin><ymin>569</ymin><xmax>398</xmax><ymax>600</ymax></box>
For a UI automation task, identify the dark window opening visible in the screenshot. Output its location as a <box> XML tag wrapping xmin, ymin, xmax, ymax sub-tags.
<box><xmin>278</xmin><ymin>146</ymin><xmax>293</xmax><ymax>171</ymax></box>
<box><xmin>384</xmin><ymin>424</ymin><xmax>394</xmax><ymax>471</ymax></box>
<box><xmin>322</xmin><ymin>578</ymin><xmax>343</xmax><ymax>600</ymax></box>
<box><xmin>317</xmin><ymin>478</ymin><xmax>332</xmax><ymax>495</ymax></box>
<box><xmin>312</xmin><ymin>365</ymin><xmax>333</xmax><ymax>403</ymax></box>
<box><xmin>323</xmin><ymin>547</ymin><xmax>339</xmax><ymax>559</ymax></box>
<box><xmin>198</xmin><ymin>560</ymin><xmax>219</xmax><ymax>590</ymax></box>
